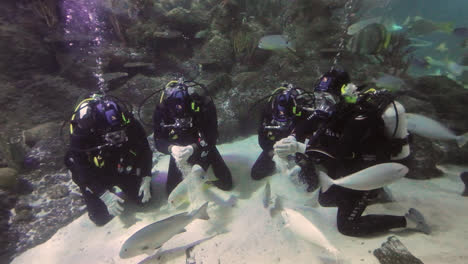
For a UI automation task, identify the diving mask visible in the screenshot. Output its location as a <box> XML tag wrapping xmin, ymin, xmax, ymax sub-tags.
<box><xmin>341</xmin><ymin>83</ymin><xmax>359</xmax><ymax>104</ymax></box>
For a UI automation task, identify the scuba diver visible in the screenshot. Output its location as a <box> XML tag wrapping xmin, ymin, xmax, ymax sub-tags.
<box><xmin>251</xmin><ymin>84</ymin><xmax>312</xmax><ymax>181</ymax></box>
<box><xmin>152</xmin><ymin>78</ymin><xmax>233</xmax><ymax>195</ymax></box>
<box><xmin>275</xmin><ymin>69</ymin><xmax>430</xmax><ymax>237</ymax></box>
<box><xmin>64</xmin><ymin>93</ymin><xmax>153</xmax><ymax>226</ymax></box>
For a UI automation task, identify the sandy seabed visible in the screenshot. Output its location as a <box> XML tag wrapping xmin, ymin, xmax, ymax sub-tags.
<box><xmin>11</xmin><ymin>136</ymin><xmax>468</xmax><ymax>264</ymax></box>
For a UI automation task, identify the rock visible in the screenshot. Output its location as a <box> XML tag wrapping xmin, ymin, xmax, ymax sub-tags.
<box><xmin>14</xmin><ymin>202</ymin><xmax>34</xmax><ymax>223</ymax></box>
<box><xmin>22</xmin><ymin>122</ymin><xmax>61</xmax><ymax>148</ymax></box>
<box><xmin>123</xmin><ymin>62</ymin><xmax>155</xmax><ymax>68</ymax></box>
<box><xmin>0</xmin><ymin>19</ymin><xmax>56</xmax><ymax>78</ymax></box>
<box><xmin>166</xmin><ymin>7</ymin><xmax>209</xmax><ymax>32</ymax></box>
<box><xmin>48</xmin><ymin>185</ymin><xmax>70</xmax><ymax>200</ymax></box>
<box><xmin>0</xmin><ymin>168</ymin><xmax>18</xmax><ymax>190</ymax></box>
<box><xmin>405</xmin><ymin>135</ymin><xmax>444</xmax><ymax>179</ymax></box>
<box><xmin>194</xmin><ymin>34</ymin><xmax>234</xmax><ymax>70</ymax></box>
<box><xmin>373</xmin><ymin>236</ymin><xmax>424</xmax><ymax>264</ymax></box>
<box><xmin>24</xmin><ymin>137</ymin><xmax>67</xmax><ymax>173</ymax></box>
<box><xmin>101</xmin><ymin>72</ymin><xmax>129</xmax><ymax>82</ymax></box>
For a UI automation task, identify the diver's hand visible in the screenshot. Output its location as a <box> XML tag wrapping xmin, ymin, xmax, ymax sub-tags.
<box><xmin>139</xmin><ymin>176</ymin><xmax>152</xmax><ymax>203</ymax></box>
<box><xmin>274</xmin><ymin>136</ymin><xmax>307</xmax><ymax>158</ymax></box>
<box><xmin>172</xmin><ymin>145</ymin><xmax>194</xmax><ymax>162</ymax></box>
<box><xmin>99</xmin><ymin>190</ymin><xmax>124</xmax><ymax>216</ymax></box>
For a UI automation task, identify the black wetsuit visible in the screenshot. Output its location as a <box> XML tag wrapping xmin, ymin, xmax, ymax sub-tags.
<box><xmin>65</xmin><ymin>114</ymin><xmax>152</xmax><ymax>226</ymax></box>
<box><xmin>301</xmin><ymin>101</ymin><xmax>407</xmax><ymax>237</ymax></box>
<box><xmin>251</xmin><ymin>102</ymin><xmax>312</xmax><ymax>180</ymax></box>
<box><xmin>152</xmin><ymin>93</ymin><xmax>232</xmax><ymax>194</ymax></box>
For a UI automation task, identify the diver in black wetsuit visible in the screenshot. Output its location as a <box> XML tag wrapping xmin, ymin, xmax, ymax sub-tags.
<box><xmin>460</xmin><ymin>171</ymin><xmax>468</xmax><ymax>196</ymax></box>
<box><xmin>152</xmin><ymin>79</ymin><xmax>232</xmax><ymax>195</ymax></box>
<box><xmin>65</xmin><ymin>94</ymin><xmax>153</xmax><ymax>226</ymax></box>
<box><xmin>251</xmin><ymin>84</ymin><xmax>312</xmax><ymax>180</ymax></box>
<box><xmin>280</xmin><ymin>69</ymin><xmax>430</xmax><ymax>237</ymax></box>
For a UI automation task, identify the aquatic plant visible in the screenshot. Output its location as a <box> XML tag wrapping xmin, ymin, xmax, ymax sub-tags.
<box><xmin>31</xmin><ymin>0</ymin><xmax>58</xmax><ymax>27</ymax></box>
<box><xmin>376</xmin><ymin>32</ymin><xmax>413</xmax><ymax>75</ymax></box>
<box><xmin>231</xmin><ymin>26</ymin><xmax>258</xmax><ymax>63</ymax></box>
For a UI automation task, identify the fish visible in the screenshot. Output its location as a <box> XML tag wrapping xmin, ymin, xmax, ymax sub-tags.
<box><xmin>319</xmin><ymin>163</ymin><xmax>409</xmax><ymax>192</ymax></box>
<box><xmin>406</xmin><ymin>113</ymin><xmax>468</xmax><ymax>148</ymax></box>
<box><xmin>404</xmin><ymin>16</ymin><xmax>454</xmax><ymax>36</ymax></box>
<box><xmin>258</xmin><ymin>35</ymin><xmax>295</xmax><ymax>52</ymax></box>
<box><xmin>346</xmin><ymin>23</ymin><xmax>391</xmax><ymax>55</ymax></box>
<box><xmin>281</xmin><ymin>208</ymin><xmax>338</xmax><ymax>254</ymax></box>
<box><xmin>203</xmin><ymin>188</ymin><xmax>238</xmax><ymax>208</ymax></box>
<box><xmin>424</xmin><ymin>56</ymin><xmax>468</xmax><ymax>76</ymax></box>
<box><xmin>347</xmin><ymin>16</ymin><xmax>384</xmax><ymax>35</ymax></box>
<box><xmin>119</xmin><ymin>202</ymin><xmax>210</xmax><ymax>259</ymax></box>
<box><xmin>167</xmin><ymin>165</ymin><xmax>212</xmax><ymax>209</ymax></box>
<box><xmin>137</xmin><ymin>234</ymin><xmax>217</xmax><ymax>264</ymax></box>
<box><xmin>371</xmin><ymin>73</ymin><xmax>406</xmax><ymax>91</ymax></box>
<box><xmin>453</xmin><ymin>27</ymin><xmax>468</xmax><ymax>38</ymax></box>
<box><xmin>409</xmin><ymin>56</ymin><xmax>430</xmax><ymax>68</ymax></box>
<box><xmin>461</xmin><ymin>39</ymin><xmax>468</xmax><ymax>48</ymax></box>
<box><xmin>408</xmin><ymin>37</ymin><xmax>433</xmax><ymax>48</ymax></box>
<box><xmin>263</xmin><ymin>182</ymin><xmax>271</xmax><ymax>208</ymax></box>
<box><xmin>435</xmin><ymin>42</ymin><xmax>448</xmax><ymax>52</ymax></box>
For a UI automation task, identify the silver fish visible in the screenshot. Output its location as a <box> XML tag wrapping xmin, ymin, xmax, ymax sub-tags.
<box><xmin>119</xmin><ymin>202</ymin><xmax>210</xmax><ymax>259</ymax></box>
<box><xmin>406</xmin><ymin>113</ymin><xmax>468</xmax><ymax>147</ymax></box>
<box><xmin>319</xmin><ymin>163</ymin><xmax>409</xmax><ymax>192</ymax></box>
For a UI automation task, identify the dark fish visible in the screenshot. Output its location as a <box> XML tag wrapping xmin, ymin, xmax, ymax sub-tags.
<box><xmin>461</xmin><ymin>39</ymin><xmax>468</xmax><ymax>48</ymax></box>
<box><xmin>453</xmin><ymin>27</ymin><xmax>468</xmax><ymax>37</ymax></box>
<box><xmin>405</xmin><ymin>17</ymin><xmax>454</xmax><ymax>36</ymax></box>
<box><xmin>346</xmin><ymin>23</ymin><xmax>391</xmax><ymax>55</ymax></box>
<box><xmin>409</xmin><ymin>57</ymin><xmax>429</xmax><ymax>68</ymax></box>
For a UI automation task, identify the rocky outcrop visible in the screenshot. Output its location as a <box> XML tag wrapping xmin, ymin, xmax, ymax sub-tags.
<box><xmin>0</xmin><ymin>168</ymin><xmax>18</xmax><ymax>190</ymax></box>
<box><xmin>373</xmin><ymin>236</ymin><xmax>424</xmax><ymax>264</ymax></box>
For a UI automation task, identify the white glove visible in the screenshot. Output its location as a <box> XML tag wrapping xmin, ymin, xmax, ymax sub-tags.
<box><xmin>99</xmin><ymin>190</ymin><xmax>124</xmax><ymax>216</ymax></box>
<box><xmin>171</xmin><ymin>145</ymin><xmax>194</xmax><ymax>162</ymax></box>
<box><xmin>139</xmin><ymin>176</ymin><xmax>152</xmax><ymax>203</ymax></box>
<box><xmin>273</xmin><ymin>136</ymin><xmax>307</xmax><ymax>158</ymax></box>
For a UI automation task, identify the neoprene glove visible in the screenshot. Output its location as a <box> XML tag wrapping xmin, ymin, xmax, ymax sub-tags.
<box><xmin>139</xmin><ymin>176</ymin><xmax>152</xmax><ymax>203</ymax></box>
<box><xmin>273</xmin><ymin>136</ymin><xmax>307</xmax><ymax>158</ymax></box>
<box><xmin>171</xmin><ymin>145</ymin><xmax>194</xmax><ymax>162</ymax></box>
<box><xmin>99</xmin><ymin>190</ymin><xmax>124</xmax><ymax>216</ymax></box>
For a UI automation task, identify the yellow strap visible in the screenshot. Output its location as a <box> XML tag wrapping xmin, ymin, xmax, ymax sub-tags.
<box><xmin>93</xmin><ymin>156</ymin><xmax>105</xmax><ymax>168</ymax></box>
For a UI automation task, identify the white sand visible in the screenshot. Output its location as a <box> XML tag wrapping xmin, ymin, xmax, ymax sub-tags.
<box><xmin>11</xmin><ymin>136</ymin><xmax>468</xmax><ymax>264</ymax></box>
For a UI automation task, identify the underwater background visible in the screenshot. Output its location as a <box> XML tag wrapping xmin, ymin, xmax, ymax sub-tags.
<box><xmin>0</xmin><ymin>0</ymin><xmax>467</xmax><ymax>263</ymax></box>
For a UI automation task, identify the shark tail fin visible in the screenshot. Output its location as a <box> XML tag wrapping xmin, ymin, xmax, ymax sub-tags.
<box><xmin>194</xmin><ymin>202</ymin><xmax>210</xmax><ymax>220</ymax></box>
<box><xmin>318</xmin><ymin>171</ymin><xmax>334</xmax><ymax>192</ymax></box>
<box><xmin>457</xmin><ymin>132</ymin><xmax>468</xmax><ymax>148</ymax></box>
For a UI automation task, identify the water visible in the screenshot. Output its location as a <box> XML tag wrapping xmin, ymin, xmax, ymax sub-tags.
<box><xmin>1</xmin><ymin>0</ymin><xmax>468</xmax><ymax>263</ymax></box>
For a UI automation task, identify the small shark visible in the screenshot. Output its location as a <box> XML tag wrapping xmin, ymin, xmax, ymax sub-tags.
<box><xmin>319</xmin><ymin>163</ymin><xmax>409</xmax><ymax>192</ymax></box>
<box><xmin>406</xmin><ymin>113</ymin><xmax>468</xmax><ymax>148</ymax></box>
<box><xmin>119</xmin><ymin>202</ymin><xmax>210</xmax><ymax>259</ymax></box>
<box><xmin>281</xmin><ymin>207</ymin><xmax>338</xmax><ymax>254</ymax></box>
